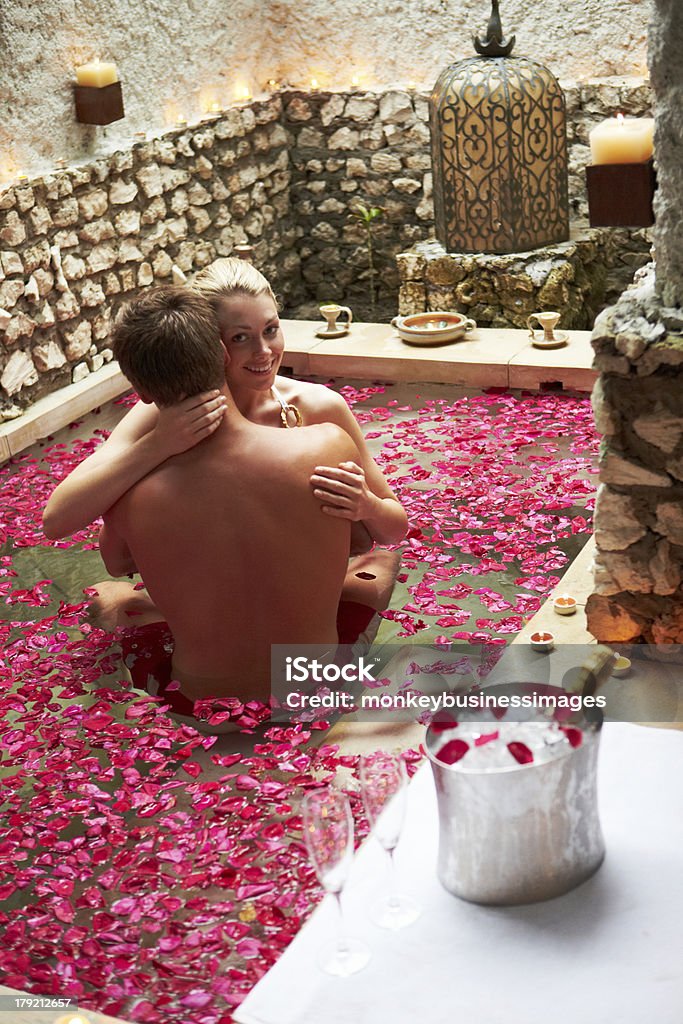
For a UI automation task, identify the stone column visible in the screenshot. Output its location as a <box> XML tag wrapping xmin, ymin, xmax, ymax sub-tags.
<box><xmin>650</xmin><ymin>0</ymin><xmax>683</xmax><ymax>307</ymax></box>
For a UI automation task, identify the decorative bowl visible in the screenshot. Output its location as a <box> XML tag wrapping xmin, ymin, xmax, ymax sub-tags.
<box><xmin>392</xmin><ymin>311</ymin><xmax>477</xmax><ymax>346</ymax></box>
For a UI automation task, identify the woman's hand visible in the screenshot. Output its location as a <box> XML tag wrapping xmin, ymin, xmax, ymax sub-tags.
<box><xmin>310</xmin><ymin>461</ymin><xmax>376</xmax><ymax>522</ymax></box>
<box><xmin>151</xmin><ymin>391</ymin><xmax>227</xmax><ymax>459</ymax></box>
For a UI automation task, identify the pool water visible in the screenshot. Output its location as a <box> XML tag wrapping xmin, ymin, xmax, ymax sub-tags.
<box><xmin>0</xmin><ymin>380</ymin><xmax>599</xmax><ymax>1022</ymax></box>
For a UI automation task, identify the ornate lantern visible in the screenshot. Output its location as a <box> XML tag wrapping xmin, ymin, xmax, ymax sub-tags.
<box><xmin>429</xmin><ymin>1</ymin><xmax>569</xmax><ymax>254</ymax></box>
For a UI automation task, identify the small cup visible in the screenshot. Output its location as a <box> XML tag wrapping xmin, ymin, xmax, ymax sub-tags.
<box><xmin>528</xmin><ymin>311</ymin><xmax>561</xmax><ymax>342</ymax></box>
<box><xmin>320</xmin><ymin>303</ymin><xmax>353</xmax><ymax>333</ymax></box>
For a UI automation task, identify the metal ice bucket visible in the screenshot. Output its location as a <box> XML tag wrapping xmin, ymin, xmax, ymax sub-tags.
<box><xmin>425</xmin><ymin>719</ymin><xmax>605</xmax><ymax>905</ymax></box>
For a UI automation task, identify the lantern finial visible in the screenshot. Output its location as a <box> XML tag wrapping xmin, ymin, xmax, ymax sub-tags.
<box><xmin>474</xmin><ymin>1</ymin><xmax>515</xmax><ymax>58</ymax></box>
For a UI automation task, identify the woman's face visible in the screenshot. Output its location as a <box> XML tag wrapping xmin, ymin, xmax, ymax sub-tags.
<box><xmin>219</xmin><ymin>292</ymin><xmax>284</xmax><ymax>393</ymax></box>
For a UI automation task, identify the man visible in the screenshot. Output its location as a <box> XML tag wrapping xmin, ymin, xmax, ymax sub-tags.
<box><xmin>97</xmin><ymin>286</ymin><xmax>360</xmax><ymax>719</ymax></box>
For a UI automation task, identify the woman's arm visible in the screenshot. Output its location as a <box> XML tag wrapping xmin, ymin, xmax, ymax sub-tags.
<box><xmin>42</xmin><ymin>391</ymin><xmax>226</xmax><ymax>539</ymax></box>
<box><xmin>308</xmin><ymin>392</ymin><xmax>408</xmax><ymax>546</ymax></box>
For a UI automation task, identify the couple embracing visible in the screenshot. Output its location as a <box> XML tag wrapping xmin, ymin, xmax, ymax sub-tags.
<box><xmin>43</xmin><ymin>260</ymin><xmax>407</xmax><ymax>728</ymax></box>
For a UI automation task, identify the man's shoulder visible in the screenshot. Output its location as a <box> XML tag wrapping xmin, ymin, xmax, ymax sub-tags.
<box><xmin>108</xmin><ymin>464</ymin><xmax>175</xmax><ymax>523</ymax></box>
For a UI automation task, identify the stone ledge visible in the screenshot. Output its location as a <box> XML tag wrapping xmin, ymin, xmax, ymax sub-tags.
<box><xmin>0</xmin><ymin>361</ymin><xmax>128</xmax><ymax>461</ymax></box>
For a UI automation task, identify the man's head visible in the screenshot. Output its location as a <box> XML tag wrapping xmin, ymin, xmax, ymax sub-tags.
<box><xmin>112</xmin><ymin>287</ymin><xmax>225</xmax><ymax>406</ymax></box>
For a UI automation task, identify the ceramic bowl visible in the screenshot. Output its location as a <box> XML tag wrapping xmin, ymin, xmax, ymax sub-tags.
<box><xmin>392</xmin><ymin>311</ymin><xmax>477</xmax><ymax>346</ymax></box>
<box><xmin>530</xmin><ymin>630</ymin><xmax>555</xmax><ymax>652</ymax></box>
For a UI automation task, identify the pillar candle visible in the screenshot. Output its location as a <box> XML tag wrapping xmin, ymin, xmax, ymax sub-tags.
<box><xmin>75</xmin><ymin>59</ymin><xmax>118</xmax><ymax>87</ymax></box>
<box><xmin>589</xmin><ymin>114</ymin><xmax>654</xmax><ymax>164</ymax></box>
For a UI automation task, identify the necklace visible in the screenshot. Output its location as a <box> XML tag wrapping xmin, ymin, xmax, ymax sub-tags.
<box><xmin>271</xmin><ymin>384</ymin><xmax>303</xmax><ymax>428</ymax></box>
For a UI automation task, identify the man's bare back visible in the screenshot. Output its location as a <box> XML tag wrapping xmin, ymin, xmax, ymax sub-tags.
<box><xmin>105</xmin><ymin>415</ymin><xmax>357</xmax><ymax>703</ymax></box>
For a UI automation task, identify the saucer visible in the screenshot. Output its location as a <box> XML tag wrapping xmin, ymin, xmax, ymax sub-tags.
<box><xmin>315</xmin><ymin>327</ymin><xmax>350</xmax><ymax>339</ymax></box>
<box><xmin>530</xmin><ymin>331</ymin><xmax>569</xmax><ymax>349</ymax></box>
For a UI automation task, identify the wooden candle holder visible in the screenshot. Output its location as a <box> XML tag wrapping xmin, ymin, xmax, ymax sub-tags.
<box><xmin>74</xmin><ymin>81</ymin><xmax>125</xmax><ymax>125</ymax></box>
<box><xmin>586</xmin><ymin>158</ymin><xmax>656</xmax><ymax>228</ymax></box>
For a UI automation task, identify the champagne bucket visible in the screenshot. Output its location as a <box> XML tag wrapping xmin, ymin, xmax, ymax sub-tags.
<box><xmin>425</xmin><ymin>720</ymin><xmax>605</xmax><ymax>905</ymax></box>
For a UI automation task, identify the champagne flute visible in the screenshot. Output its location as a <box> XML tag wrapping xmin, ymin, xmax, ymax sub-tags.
<box><xmin>302</xmin><ymin>788</ymin><xmax>371</xmax><ymax>976</ymax></box>
<box><xmin>359</xmin><ymin>752</ymin><xmax>421</xmax><ymax>929</ymax></box>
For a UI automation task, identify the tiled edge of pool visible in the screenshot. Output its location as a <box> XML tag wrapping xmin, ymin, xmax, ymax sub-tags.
<box><xmin>0</xmin><ymin>322</ymin><xmax>598</xmax><ymax>464</ymax></box>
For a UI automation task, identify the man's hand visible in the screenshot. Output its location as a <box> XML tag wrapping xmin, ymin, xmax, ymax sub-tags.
<box><xmin>151</xmin><ymin>391</ymin><xmax>227</xmax><ymax>459</ymax></box>
<box><xmin>310</xmin><ymin>461</ymin><xmax>375</xmax><ymax>522</ymax></box>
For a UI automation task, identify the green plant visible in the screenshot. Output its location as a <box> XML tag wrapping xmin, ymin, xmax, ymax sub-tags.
<box><xmin>349</xmin><ymin>201</ymin><xmax>384</xmax><ymax>320</ymax></box>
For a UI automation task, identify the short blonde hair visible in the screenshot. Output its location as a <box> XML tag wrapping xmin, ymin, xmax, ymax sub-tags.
<box><xmin>192</xmin><ymin>258</ymin><xmax>279</xmax><ymax>332</ymax></box>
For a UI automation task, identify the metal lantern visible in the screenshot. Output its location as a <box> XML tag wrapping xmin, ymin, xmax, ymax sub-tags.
<box><xmin>430</xmin><ymin>1</ymin><xmax>569</xmax><ymax>254</ymax></box>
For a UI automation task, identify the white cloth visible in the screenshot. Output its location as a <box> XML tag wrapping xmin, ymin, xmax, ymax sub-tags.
<box><xmin>235</xmin><ymin>724</ymin><xmax>683</xmax><ymax>1024</ymax></box>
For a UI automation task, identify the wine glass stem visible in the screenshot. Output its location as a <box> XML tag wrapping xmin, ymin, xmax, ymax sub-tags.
<box><xmin>333</xmin><ymin>890</ymin><xmax>350</xmax><ymax>955</ymax></box>
<box><xmin>386</xmin><ymin>847</ymin><xmax>401</xmax><ymax>910</ymax></box>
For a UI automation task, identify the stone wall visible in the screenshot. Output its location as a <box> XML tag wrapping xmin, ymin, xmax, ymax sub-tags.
<box><xmin>1</xmin><ymin>0</ymin><xmax>650</xmax><ymax>180</ymax></box>
<box><xmin>0</xmin><ymin>98</ymin><xmax>301</xmax><ymax>413</ymax></box>
<box><xmin>587</xmin><ymin>265</ymin><xmax>683</xmax><ymax>645</ymax></box>
<box><xmin>0</xmin><ymin>78</ymin><xmax>656</xmax><ymax>412</ymax></box>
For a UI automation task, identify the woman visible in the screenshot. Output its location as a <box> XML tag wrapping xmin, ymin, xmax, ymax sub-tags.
<box><xmin>43</xmin><ymin>258</ymin><xmax>407</xmax><ymax>559</ymax></box>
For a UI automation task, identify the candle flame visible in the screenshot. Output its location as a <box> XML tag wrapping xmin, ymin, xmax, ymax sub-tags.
<box><xmin>310</xmin><ymin>77</ymin><xmax>319</xmax><ymax>89</ymax></box>
<box><xmin>351</xmin><ymin>74</ymin><xmax>359</xmax><ymax>87</ymax></box>
<box><xmin>616</xmin><ymin>112</ymin><xmax>625</xmax><ymax>126</ymax></box>
<box><xmin>210</xmin><ymin>101</ymin><xmax>221</xmax><ymax>112</ymax></box>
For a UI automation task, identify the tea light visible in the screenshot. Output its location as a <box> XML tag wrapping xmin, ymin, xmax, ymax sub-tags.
<box><xmin>612</xmin><ymin>654</ymin><xmax>632</xmax><ymax>678</ymax></box>
<box><xmin>176</xmin><ymin>115</ymin><xmax>187</xmax><ymax>127</ymax></box>
<box><xmin>589</xmin><ymin>113</ymin><xmax>654</xmax><ymax>165</ymax></box>
<box><xmin>55</xmin><ymin>159</ymin><xmax>67</xmax><ymax>169</ymax></box>
<box><xmin>210</xmin><ymin>101</ymin><xmax>222</xmax><ymax>113</ymax></box>
<box><xmin>351</xmin><ymin>74</ymin><xmax>360</xmax><ymax>89</ymax></box>
<box><xmin>266</xmin><ymin>78</ymin><xmax>280</xmax><ymax>91</ymax></box>
<box><xmin>75</xmin><ymin>58</ymin><xmax>118</xmax><ymax>88</ymax></box>
<box><xmin>16</xmin><ymin>173</ymin><xmax>28</xmax><ymax>183</ymax></box>
<box><xmin>54</xmin><ymin>1014</ymin><xmax>91</xmax><ymax>1024</ymax></box>
<box><xmin>530</xmin><ymin>631</ymin><xmax>555</xmax><ymax>652</ymax></box>
<box><xmin>407</xmin><ymin>80</ymin><xmax>417</xmax><ymax>92</ymax></box>
<box><xmin>310</xmin><ymin>77</ymin><xmax>319</xmax><ymax>90</ymax></box>
<box><xmin>553</xmin><ymin>593</ymin><xmax>577</xmax><ymax>616</ymax></box>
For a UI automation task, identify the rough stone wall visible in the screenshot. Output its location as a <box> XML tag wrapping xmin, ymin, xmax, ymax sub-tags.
<box><xmin>0</xmin><ymin>0</ymin><xmax>272</xmax><ymax>181</ymax></box>
<box><xmin>649</xmin><ymin>0</ymin><xmax>683</xmax><ymax>306</ymax></box>
<box><xmin>1</xmin><ymin>1</ymin><xmax>650</xmax><ymax>181</ymax></box>
<box><xmin>587</xmin><ymin>265</ymin><xmax>683</xmax><ymax>645</ymax></box>
<box><xmin>0</xmin><ymin>99</ymin><xmax>301</xmax><ymax>412</ymax></box>
<box><xmin>284</xmin><ymin>89</ymin><xmax>432</xmax><ymax>320</ymax></box>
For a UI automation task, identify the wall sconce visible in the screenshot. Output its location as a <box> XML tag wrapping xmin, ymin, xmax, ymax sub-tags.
<box><xmin>74</xmin><ymin>59</ymin><xmax>124</xmax><ymax>125</ymax></box>
<box><xmin>586</xmin><ymin>115</ymin><xmax>656</xmax><ymax>227</ymax></box>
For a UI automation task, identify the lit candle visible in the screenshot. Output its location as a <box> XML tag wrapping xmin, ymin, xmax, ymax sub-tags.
<box><xmin>530</xmin><ymin>631</ymin><xmax>554</xmax><ymax>652</ymax></box>
<box><xmin>75</xmin><ymin>58</ymin><xmax>118</xmax><ymax>88</ymax></box>
<box><xmin>210</xmin><ymin>101</ymin><xmax>222</xmax><ymax>113</ymax></box>
<box><xmin>351</xmin><ymin>74</ymin><xmax>360</xmax><ymax>88</ymax></box>
<box><xmin>612</xmin><ymin>654</ymin><xmax>632</xmax><ymax>678</ymax></box>
<box><xmin>16</xmin><ymin>173</ymin><xmax>28</xmax><ymax>183</ymax></box>
<box><xmin>310</xmin><ymin>78</ymin><xmax>319</xmax><ymax>90</ymax></box>
<box><xmin>589</xmin><ymin>114</ymin><xmax>654</xmax><ymax>165</ymax></box>
<box><xmin>553</xmin><ymin>593</ymin><xmax>577</xmax><ymax>616</ymax></box>
<box><xmin>54</xmin><ymin>1014</ymin><xmax>92</xmax><ymax>1024</ymax></box>
<box><xmin>266</xmin><ymin>78</ymin><xmax>279</xmax><ymax>90</ymax></box>
<box><xmin>238</xmin><ymin>86</ymin><xmax>251</xmax><ymax>101</ymax></box>
<box><xmin>176</xmin><ymin>115</ymin><xmax>187</xmax><ymax>127</ymax></box>
<box><xmin>407</xmin><ymin>80</ymin><xmax>417</xmax><ymax>92</ymax></box>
